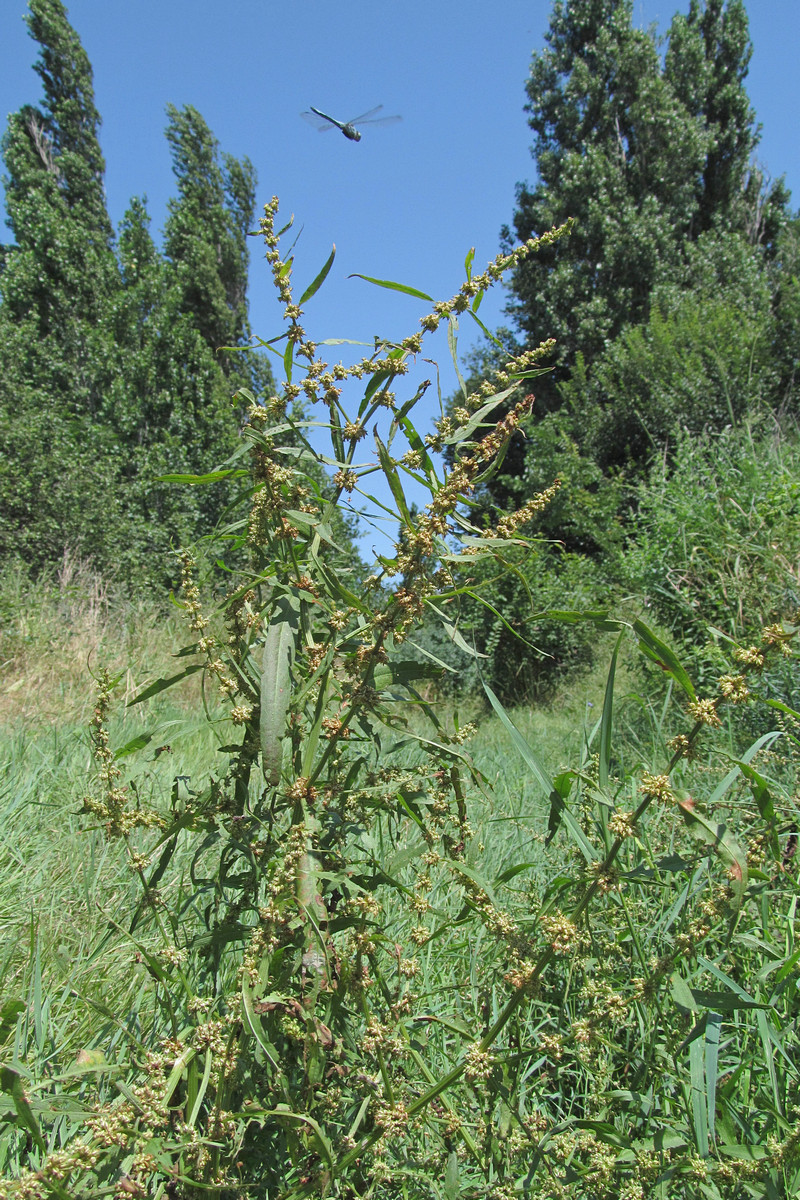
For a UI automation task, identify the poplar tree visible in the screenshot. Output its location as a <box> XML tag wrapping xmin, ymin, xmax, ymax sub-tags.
<box><xmin>0</xmin><ymin>0</ymin><xmax>122</xmax><ymax>571</ymax></box>
<box><xmin>0</xmin><ymin>4</ymin><xmax>275</xmax><ymax>582</ymax></box>
<box><xmin>450</xmin><ymin>0</ymin><xmax>792</xmax><ymax>701</ymax></box>
<box><xmin>105</xmin><ymin>107</ymin><xmax>274</xmax><ymax>581</ymax></box>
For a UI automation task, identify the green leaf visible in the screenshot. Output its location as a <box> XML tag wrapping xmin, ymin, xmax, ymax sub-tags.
<box><xmin>328</xmin><ymin>398</ymin><xmax>345</xmax><ymax>465</ymax></box>
<box><xmin>444</xmin><ymin>1149</ymin><xmax>460</xmax><ymax>1199</ymax></box>
<box><xmin>671</xmin><ymin>972</ymin><xmax>698</xmax><ymax>1012</ymax></box>
<box><xmin>397</xmin><ymin>412</ymin><xmax>439</xmax><ymax>485</ymax></box>
<box><xmin>449</xmin><ymin>860</ymin><xmax>498</xmax><ymax>907</ymax></box>
<box><xmin>370</xmin><ymin>660</ymin><xmax>443</xmax><ymax>691</ymax></box>
<box><xmin>0</xmin><ymin>1000</ymin><xmax>25</xmax><ymax>1044</ymax></box>
<box><xmin>733</xmin><ymin>760</ymin><xmax>776</xmax><ymax>823</ymax></box>
<box><xmin>113</xmin><ymin>732</ymin><xmax>154</xmax><ymax>759</ymax></box>
<box><xmin>632</xmin><ymin>619</ymin><xmax>696</xmax><ymax>701</ymax></box>
<box><xmin>443</xmin><ymin>384</ymin><xmax>521</xmax><ymax>445</ymax></box>
<box><xmin>261</xmin><ymin>594</ymin><xmax>301</xmax><ymax>785</ymax></box>
<box><xmin>482</xmin><ymin>681</ymin><xmax>551</xmax><ymax>799</ymax></box>
<box><xmin>240</xmin><ymin>980</ymin><xmax>281</xmax><ymax>1070</ymax></box>
<box><xmin>374</xmin><ymin>430</ymin><xmax>412</xmax><ymax>523</ymax></box>
<box><xmin>676</xmin><ymin>797</ymin><xmax>748</xmax><ymax>906</ymax></box>
<box><xmin>538</xmin><ymin>609</ymin><xmax>622</xmax><ymax>632</ymax></box>
<box><xmin>494</xmin><ymin>861</ymin><xmax>541</xmax><ymax>884</ymax></box>
<box><xmin>468</xmin><ymin>307</ymin><xmax>507</xmax><ymax>348</ymax></box>
<box><xmin>234</xmin><ymin>1102</ymin><xmax>335</xmax><ymax>1170</ymax></box>
<box><xmin>402</xmin><ymin>637</ymin><xmax>458</xmax><ymax>673</ymax></box>
<box><xmin>428</xmin><ymin>605</ymin><xmax>488</xmax><ymax>659</ymax></box>
<box><xmin>298</xmin><ymin>244</ymin><xmax>336</xmax><ymax>305</ymax></box>
<box><xmin>689</xmin><ymin>1023</ymin><xmax>709</xmax><ymax>1157</ymax></box>
<box><xmin>764</xmin><ymin>697</ymin><xmax>800</xmax><ymax>723</ymax></box>
<box><xmin>691</xmin><ymin>990</ymin><xmax>767</xmax><ymax>1013</ymax></box>
<box><xmin>128</xmin><ymin>664</ymin><xmax>204</xmax><ymax>705</ymax></box>
<box><xmin>599</xmin><ymin>634</ymin><xmax>622</xmax><ymax>792</ymax></box>
<box><xmin>348</xmin><ymin>272</ymin><xmax>433</xmax><ymax>301</ymax></box>
<box><xmin>155</xmin><ymin>468</ymin><xmax>243</xmax><ymax>484</ymax></box>
<box><xmin>0</xmin><ymin>1067</ymin><xmax>48</xmax><ymax>1156</ymax></box>
<box><xmin>448</xmin><ymin>315</ymin><xmax>468</xmax><ymax>399</ymax></box>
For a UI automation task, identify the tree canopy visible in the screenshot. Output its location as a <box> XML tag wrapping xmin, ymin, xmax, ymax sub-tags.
<box><xmin>0</xmin><ymin>0</ymin><xmax>275</xmax><ymax>585</ymax></box>
<box><xmin>440</xmin><ymin>0</ymin><xmax>798</xmax><ymax>702</ymax></box>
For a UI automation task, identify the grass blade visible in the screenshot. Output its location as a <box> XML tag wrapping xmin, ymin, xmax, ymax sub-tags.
<box><xmin>599</xmin><ymin>633</ymin><xmax>622</xmax><ymax>791</ymax></box>
<box><xmin>483</xmin><ymin>681</ymin><xmax>596</xmax><ymax>862</ymax></box>
<box><xmin>705</xmin><ymin>1011</ymin><xmax>721</xmax><ymax>1145</ymax></box>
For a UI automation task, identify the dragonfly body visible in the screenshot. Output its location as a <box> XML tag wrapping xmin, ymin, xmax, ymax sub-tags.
<box><xmin>301</xmin><ymin>105</ymin><xmax>402</xmax><ymax>142</ymax></box>
<box><xmin>310</xmin><ymin>106</ymin><xmax>362</xmax><ymax>141</ymax></box>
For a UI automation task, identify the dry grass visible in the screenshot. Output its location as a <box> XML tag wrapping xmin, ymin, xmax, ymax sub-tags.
<box><xmin>0</xmin><ymin>553</ymin><xmax>196</xmax><ymax>726</ymax></box>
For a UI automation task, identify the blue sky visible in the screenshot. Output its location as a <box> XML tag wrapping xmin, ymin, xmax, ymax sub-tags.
<box><xmin>2</xmin><ymin>0</ymin><xmax>798</xmax><ymax>555</ymax></box>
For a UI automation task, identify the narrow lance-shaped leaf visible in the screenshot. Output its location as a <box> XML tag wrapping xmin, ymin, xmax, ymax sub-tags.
<box><xmin>689</xmin><ymin>1020</ymin><xmax>709</xmax><ymax>1158</ymax></box>
<box><xmin>374</xmin><ymin>429</ymin><xmax>412</xmax><ymax>524</ymax></box>
<box><xmin>483</xmin><ymin>681</ymin><xmax>596</xmax><ymax>861</ymax></box>
<box><xmin>358</xmin><ymin>368</ymin><xmax>393</xmax><ymax>418</ymax></box>
<box><xmin>156</xmin><ymin>468</ymin><xmax>244</xmax><ymax>484</ymax></box>
<box><xmin>261</xmin><ymin>594</ymin><xmax>301</xmax><ymax>785</ymax></box>
<box><xmin>298</xmin><ymin>244</ymin><xmax>336</xmax><ymax>305</ymax></box>
<box><xmin>448</xmin><ymin>314</ymin><xmax>468</xmax><ymax>399</ymax></box>
<box><xmin>706</xmin><ymin>1011</ymin><xmax>721</xmax><ymax>1147</ymax></box>
<box><xmin>633</xmin><ymin>618</ymin><xmax>696</xmax><ymax>701</ymax></box>
<box><xmin>128</xmin><ymin>664</ymin><xmax>204</xmax><ymax>706</ymax></box>
<box><xmin>443</xmin><ymin>383</ymin><xmax>522</xmax><ymax>445</ymax></box>
<box><xmin>349</xmin><ymin>272</ymin><xmax>433</xmax><ymax>301</ymax></box>
<box><xmin>599</xmin><ymin>633</ymin><xmax>622</xmax><ymax>792</ymax></box>
<box><xmin>676</xmin><ymin>796</ymin><xmax>748</xmax><ymax>907</ymax></box>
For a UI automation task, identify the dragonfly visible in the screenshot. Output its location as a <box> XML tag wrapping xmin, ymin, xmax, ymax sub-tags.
<box><xmin>300</xmin><ymin>104</ymin><xmax>402</xmax><ymax>142</ymax></box>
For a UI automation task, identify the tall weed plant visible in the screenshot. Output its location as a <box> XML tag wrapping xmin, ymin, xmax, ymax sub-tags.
<box><xmin>1</xmin><ymin>201</ymin><xmax>799</xmax><ymax>1200</ymax></box>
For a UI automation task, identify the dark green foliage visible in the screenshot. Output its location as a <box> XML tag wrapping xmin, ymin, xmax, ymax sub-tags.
<box><xmin>506</xmin><ymin>0</ymin><xmax>702</xmax><ymax>401</ymax></box>
<box><xmin>163</xmin><ymin>104</ymin><xmax>255</xmax><ymax>357</ymax></box>
<box><xmin>448</xmin><ymin>0</ymin><xmax>798</xmax><ymax>705</ymax></box>
<box><xmin>665</xmin><ymin>0</ymin><xmax>757</xmax><ymax>233</ymax></box>
<box><xmin>771</xmin><ymin>216</ymin><xmax>800</xmax><ymax>405</ymax></box>
<box><xmin>621</xmin><ymin>420</ymin><xmax>800</xmax><ymax>651</ymax></box>
<box><xmin>0</xmin><ymin>0</ymin><xmax>123</xmax><ymax>573</ymax></box>
<box><xmin>0</xmin><ymin>1</ymin><xmax>279</xmax><ymax>587</ymax></box>
<box><xmin>561</xmin><ymin>229</ymin><xmax>780</xmax><ymax>473</ymax></box>
<box><xmin>504</xmin><ymin>0</ymin><xmax>788</xmax><ymax>412</ymax></box>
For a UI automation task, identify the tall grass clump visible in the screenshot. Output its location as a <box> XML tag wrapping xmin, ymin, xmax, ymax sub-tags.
<box><xmin>0</xmin><ymin>552</ymin><xmax>193</xmax><ymax>726</ymax></box>
<box><xmin>1</xmin><ymin>200</ymin><xmax>799</xmax><ymax>1200</ymax></box>
<box><xmin>621</xmin><ymin>418</ymin><xmax>800</xmax><ymax>695</ymax></box>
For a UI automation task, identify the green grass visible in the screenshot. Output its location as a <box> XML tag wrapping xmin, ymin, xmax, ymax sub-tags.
<box><xmin>3</xmin><ymin>569</ymin><xmax>800</xmax><ymax>1199</ymax></box>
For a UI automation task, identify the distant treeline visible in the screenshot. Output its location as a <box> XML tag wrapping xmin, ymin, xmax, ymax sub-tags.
<box><xmin>0</xmin><ymin>0</ymin><xmax>274</xmax><ymax>587</ymax></box>
<box><xmin>431</xmin><ymin>0</ymin><xmax>800</xmax><ymax>703</ymax></box>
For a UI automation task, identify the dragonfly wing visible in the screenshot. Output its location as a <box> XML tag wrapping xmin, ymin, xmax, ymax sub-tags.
<box><xmin>355</xmin><ymin>114</ymin><xmax>402</xmax><ymax>127</ymax></box>
<box><xmin>348</xmin><ymin>105</ymin><xmax>385</xmax><ymax>125</ymax></box>
<box><xmin>301</xmin><ymin>111</ymin><xmax>336</xmax><ymax>132</ymax></box>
